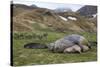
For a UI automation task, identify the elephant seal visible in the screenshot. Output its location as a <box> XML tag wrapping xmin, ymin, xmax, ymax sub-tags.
<box><xmin>63</xmin><ymin>45</ymin><xmax>81</xmax><ymax>53</ymax></box>
<box><xmin>63</xmin><ymin>45</ymin><xmax>89</xmax><ymax>53</ymax></box>
<box><xmin>47</xmin><ymin>34</ymin><xmax>90</xmax><ymax>53</ymax></box>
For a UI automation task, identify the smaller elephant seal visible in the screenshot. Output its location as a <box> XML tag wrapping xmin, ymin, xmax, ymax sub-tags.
<box><xmin>63</xmin><ymin>45</ymin><xmax>81</xmax><ymax>53</ymax></box>
<box><xmin>63</xmin><ymin>45</ymin><xmax>89</xmax><ymax>53</ymax></box>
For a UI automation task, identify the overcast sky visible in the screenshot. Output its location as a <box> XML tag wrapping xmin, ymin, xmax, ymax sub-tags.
<box><xmin>13</xmin><ymin>1</ymin><xmax>84</xmax><ymax>11</ymax></box>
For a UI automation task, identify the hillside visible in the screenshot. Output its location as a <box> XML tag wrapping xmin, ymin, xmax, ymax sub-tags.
<box><xmin>12</xmin><ymin>4</ymin><xmax>97</xmax><ymax>33</ymax></box>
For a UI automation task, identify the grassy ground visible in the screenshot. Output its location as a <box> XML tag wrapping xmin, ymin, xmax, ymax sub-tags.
<box><xmin>12</xmin><ymin>31</ymin><xmax>97</xmax><ymax>66</ymax></box>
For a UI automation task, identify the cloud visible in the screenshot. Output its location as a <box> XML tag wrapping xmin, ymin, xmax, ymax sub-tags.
<box><xmin>13</xmin><ymin>1</ymin><xmax>84</xmax><ymax>11</ymax></box>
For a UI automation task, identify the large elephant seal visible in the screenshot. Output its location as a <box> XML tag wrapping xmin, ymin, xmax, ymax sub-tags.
<box><xmin>47</xmin><ymin>34</ymin><xmax>90</xmax><ymax>53</ymax></box>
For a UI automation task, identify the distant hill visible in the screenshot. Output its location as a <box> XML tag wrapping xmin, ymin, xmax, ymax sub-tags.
<box><xmin>54</xmin><ymin>8</ymin><xmax>72</xmax><ymax>13</ymax></box>
<box><xmin>30</xmin><ymin>4</ymin><xmax>38</xmax><ymax>8</ymax></box>
<box><xmin>11</xmin><ymin>4</ymin><xmax>38</xmax><ymax>16</ymax></box>
<box><xmin>77</xmin><ymin>5</ymin><xmax>97</xmax><ymax>18</ymax></box>
<box><xmin>12</xmin><ymin>4</ymin><xmax>97</xmax><ymax>33</ymax></box>
<box><xmin>12</xmin><ymin>4</ymin><xmax>38</xmax><ymax>9</ymax></box>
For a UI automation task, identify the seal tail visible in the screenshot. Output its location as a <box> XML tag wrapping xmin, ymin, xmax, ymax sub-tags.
<box><xmin>24</xmin><ymin>43</ymin><xmax>48</xmax><ymax>49</ymax></box>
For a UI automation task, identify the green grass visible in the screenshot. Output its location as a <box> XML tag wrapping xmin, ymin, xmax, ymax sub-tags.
<box><xmin>13</xmin><ymin>31</ymin><xmax>97</xmax><ymax>66</ymax></box>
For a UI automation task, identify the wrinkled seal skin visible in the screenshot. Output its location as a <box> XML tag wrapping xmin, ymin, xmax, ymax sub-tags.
<box><xmin>48</xmin><ymin>34</ymin><xmax>90</xmax><ymax>53</ymax></box>
<box><xmin>64</xmin><ymin>34</ymin><xmax>91</xmax><ymax>49</ymax></box>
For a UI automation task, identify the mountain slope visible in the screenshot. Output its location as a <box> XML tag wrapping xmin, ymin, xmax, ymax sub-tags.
<box><xmin>12</xmin><ymin>4</ymin><xmax>97</xmax><ymax>33</ymax></box>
